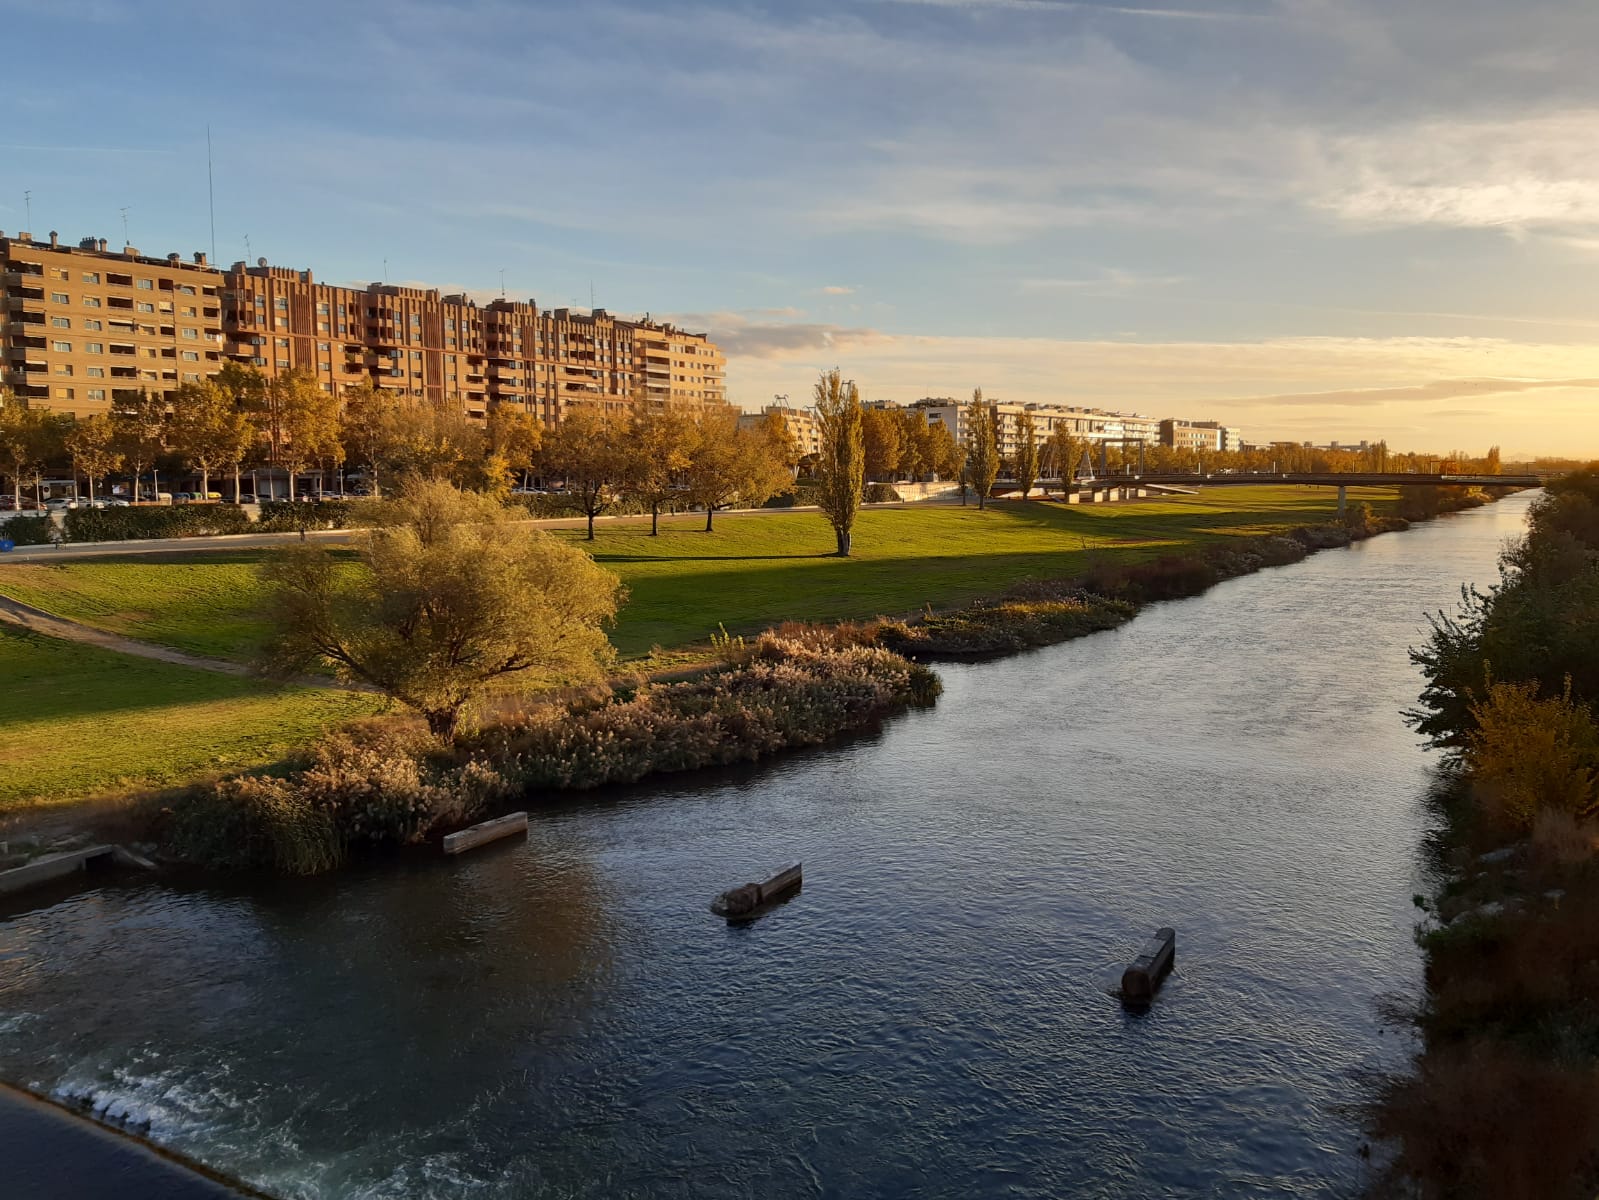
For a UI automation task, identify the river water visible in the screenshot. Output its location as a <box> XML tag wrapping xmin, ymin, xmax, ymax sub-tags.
<box><xmin>0</xmin><ymin>494</ymin><xmax>1533</xmax><ymax>1199</ymax></box>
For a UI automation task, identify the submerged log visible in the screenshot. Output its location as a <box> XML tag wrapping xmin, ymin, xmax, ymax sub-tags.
<box><xmin>1120</xmin><ymin>927</ymin><xmax>1176</xmax><ymax>1006</ymax></box>
<box><xmin>442</xmin><ymin>812</ymin><xmax>529</xmax><ymax>856</ymax></box>
<box><xmin>710</xmin><ymin>861</ymin><xmax>802</xmax><ymax>920</ymax></box>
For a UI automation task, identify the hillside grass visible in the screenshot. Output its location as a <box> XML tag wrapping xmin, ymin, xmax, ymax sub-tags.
<box><xmin>0</xmin><ymin>625</ymin><xmax>382</xmax><ymax>810</ymax></box>
<box><xmin>0</xmin><ymin>486</ymin><xmax>1387</xmax><ymax>661</ymax></box>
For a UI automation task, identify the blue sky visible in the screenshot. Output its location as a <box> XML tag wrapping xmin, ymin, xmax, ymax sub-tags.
<box><xmin>4</xmin><ymin>0</ymin><xmax>1597</xmax><ymax>454</ymax></box>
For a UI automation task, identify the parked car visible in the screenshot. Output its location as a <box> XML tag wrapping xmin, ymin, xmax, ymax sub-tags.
<box><xmin>44</xmin><ymin>497</ymin><xmax>81</xmax><ymax>511</ymax></box>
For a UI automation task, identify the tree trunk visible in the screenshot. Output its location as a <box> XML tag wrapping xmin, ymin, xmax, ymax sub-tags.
<box><xmin>836</xmin><ymin>528</ymin><xmax>851</xmax><ymax>557</ymax></box>
<box><xmin>704</xmin><ymin>507</ymin><xmax>714</xmax><ymax>532</ymax></box>
<box><xmin>201</xmin><ymin>468</ymin><xmax>209</xmax><ymax>500</ymax></box>
<box><xmin>233</xmin><ymin>462</ymin><xmax>241</xmax><ymax>505</ymax></box>
<box><xmin>424</xmin><ymin>707</ymin><xmax>460</xmax><ymax>743</ymax></box>
<box><xmin>586</xmin><ymin>509</ymin><xmax>596</xmax><ymax>541</ymax></box>
<box><xmin>651</xmin><ymin>501</ymin><xmax>660</xmax><ymax>536</ymax></box>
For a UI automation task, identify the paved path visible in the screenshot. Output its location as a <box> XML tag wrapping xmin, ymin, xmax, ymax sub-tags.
<box><xmin>0</xmin><ymin>593</ymin><xmax>254</xmax><ymax>675</ymax></box>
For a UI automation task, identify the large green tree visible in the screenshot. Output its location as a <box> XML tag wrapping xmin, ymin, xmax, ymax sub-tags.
<box><xmin>541</xmin><ymin>404</ymin><xmax>628</xmax><ymax>540</ymax></box>
<box><xmin>111</xmin><ymin>389</ymin><xmax>167</xmax><ymax>502</ymax></box>
<box><xmin>64</xmin><ymin>414</ymin><xmax>123</xmax><ymax>504</ymax></box>
<box><xmin>622</xmin><ymin>398</ymin><xmax>694</xmax><ymax>535</ymax></box>
<box><xmin>814</xmin><ymin>368</ymin><xmax>865</xmax><ymax>555</ymax></box>
<box><xmin>861</xmin><ymin>406</ymin><xmax>903</xmax><ymax>482</ymax></box>
<box><xmin>272</xmin><ymin>370</ymin><xmax>341</xmax><ymax>498</ymax></box>
<box><xmin>965</xmin><ymin>388</ymin><xmax>999</xmax><ymax>510</ymax></box>
<box><xmin>170</xmin><ymin>379</ymin><xmax>257</xmax><ymax>501</ymax></box>
<box><xmin>682</xmin><ymin>408</ymin><xmax>789</xmax><ymax>532</ymax></box>
<box><xmin>258</xmin><ymin>476</ymin><xmax>623</xmax><ymax>742</ymax></box>
<box><xmin>0</xmin><ymin>393</ymin><xmax>67</xmax><ymax>510</ymax></box>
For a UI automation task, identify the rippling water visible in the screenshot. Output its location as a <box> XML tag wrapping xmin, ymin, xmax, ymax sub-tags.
<box><xmin>0</xmin><ymin>494</ymin><xmax>1534</xmax><ymax>1198</ymax></box>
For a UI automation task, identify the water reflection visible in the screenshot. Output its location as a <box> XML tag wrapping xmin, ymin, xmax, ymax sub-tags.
<box><xmin>0</xmin><ymin>494</ymin><xmax>1534</xmax><ymax>1198</ymax></box>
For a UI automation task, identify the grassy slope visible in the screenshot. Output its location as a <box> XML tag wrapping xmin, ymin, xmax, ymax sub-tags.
<box><xmin>0</xmin><ymin>625</ymin><xmax>381</xmax><ymax>809</ymax></box>
<box><xmin>0</xmin><ymin>486</ymin><xmax>1384</xmax><ymax>660</ymax></box>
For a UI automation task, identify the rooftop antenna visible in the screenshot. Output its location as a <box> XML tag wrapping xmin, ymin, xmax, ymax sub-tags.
<box><xmin>120</xmin><ymin>207</ymin><xmax>130</xmax><ymax>245</ymax></box>
<box><xmin>244</xmin><ymin>233</ymin><xmax>251</xmax><ymax>264</ymax></box>
<box><xmin>499</xmin><ymin>268</ymin><xmax>506</xmax><ymax>299</ymax></box>
<box><xmin>589</xmin><ymin>280</ymin><xmax>595</xmax><ymax>310</ymax></box>
<box><xmin>383</xmin><ymin>257</ymin><xmax>388</xmax><ymax>283</ymax></box>
<box><xmin>23</xmin><ymin>189</ymin><xmax>31</xmax><ymax>229</ymax></box>
<box><xmin>206</xmin><ymin>125</ymin><xmax>216</xmax><ymax>264</ymax></box>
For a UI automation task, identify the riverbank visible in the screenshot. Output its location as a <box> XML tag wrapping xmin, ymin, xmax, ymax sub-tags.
<box><xmin>1363</xmin><ymin>469</ymin><xmax>1599</xmax><ymax>1199</ymax></box>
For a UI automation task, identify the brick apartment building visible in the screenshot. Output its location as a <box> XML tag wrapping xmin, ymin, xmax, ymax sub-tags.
<box><xmin>1</xmin><ymin>229</ymin><xmax>726</xmax><ymax>423</ymax></box>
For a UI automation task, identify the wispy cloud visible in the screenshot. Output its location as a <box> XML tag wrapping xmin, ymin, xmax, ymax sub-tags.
<box><xmin>869</xmin><ymin>0</ymin><xmax>1264</xmax><ymax>19</ymax></box>
<box><xmin>821</xmin><ymin>285</ymin><xmax>857</xmax><ymax>295</ymax></box>
<box><xmin>1242</xmin><ymin>376</ymin><xmax>1599</xmax><ymax>407</ymax></box>
<box><xmin>1020</xmin><ymin>268</ymin><xmax>1184</xmax><ymax>294</ymax></box>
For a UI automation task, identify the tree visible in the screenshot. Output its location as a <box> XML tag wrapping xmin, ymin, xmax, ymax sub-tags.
<box><xmin>387</xmin><ymin>398</ymin><xmax>486</xmax><ymax>483</ymax></box>
<box><xmin>1015</xmin><ymin>409</ymin><xmax>1040</xmax><ymax>499</ymax></box>
<box><xmin>339</xmin><ymin>380</ymin><xmax>401</xmax><ymax>498</ymax></box>
<box><xmin>814</xmin><ymin>368</ymin><xmax>865</xmax><ymax>556</ymax></box>
<box><xmin>258</xmin><ymin>476</ymin><xmax>622</xmax><ymax>742</ymax></box>
<box><xmin>861</xmin><ymin>407</ymin><xmax>903</xmax><ymax>482</ymax></box>
<box><xmin>622</xmin><ymin>399</ymin><xmax>693</xmax><ymax>535</ymax></box>
<box><xmin>683</xmin><ymin>408</ymin><xmax>789</xmax><ymax>532</ymax></box>
<box><xmin>0</xmin><ymin>395</ymin><xmax>67</xmax><ymax>511</ymax></box>
<box><xmin>897</xmin><ymin>409</ymin><xmax>932</xmax><ymax>482</ymax></box>
<box><xmin>484</xmin><ymin>404</ymin><xmax>542</xmax><ymax>495</ymax></box>
<box><xmin>111</xmin><ymin>389</ymin><xmax>167</xmax><ymax>502</ymax></box>
<box><xmin>272</xmin><ymin>370</ymin><xmax>341</xmax><ymax>498</ymax></box>
<box><xmin>170</xmin><ymin>380</ymin><xmax>256</xmax><ymax>501</ymax></box>
<box><xmin>64</xmin><ymin>414</ymin><xmax>123</xmax><ymax>504</ymax></box>
<box><xmin>756</xmin><ymin>409</ymin><xmax>801</xmax><ymax>474</ymax></box>
<box><xmin>927</xmin><ymin>422</ymin><xmax>963</xmax><ymax>483</ymax></box>
<box><xmin>965</xmin><ymin>388</ymin><xmax>999</xmax><ymax>510</ymax></box>
<box><xmin>1048</xmin><ymin>425</ymin><xmax>1087</xmax><ymax>492</ymax></box>
<box><xmin>541</xmin><ymin>405</ymin><xmax>627</xmax><ymax>540</ymax></box>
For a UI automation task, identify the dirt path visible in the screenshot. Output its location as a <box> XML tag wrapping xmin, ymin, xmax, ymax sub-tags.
<box><xmin>0</xmin><ymin>593</ymin><xmax>254</xmax><ymax>675</ymax></box>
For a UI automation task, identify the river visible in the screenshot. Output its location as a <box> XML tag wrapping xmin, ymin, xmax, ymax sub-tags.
<box><xmin>0</xmin><ymin>493</ymin><xmax>1534</xmax><ymax>1198</ymax></box>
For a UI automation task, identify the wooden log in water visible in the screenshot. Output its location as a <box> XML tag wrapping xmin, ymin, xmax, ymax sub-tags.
<box><xmin>1120</xmin><ymin>927</ymin><xmax>1176</xmax><ymax>1005</ymax></box>
<box><xmin>710</xmin><ymin>861</ymin><xmax>803</xmax><ymax>919</ymax></box>
<box><xmin>442</xmin><ymin>812</ymin><xmax>529</xmax><ymax>856</ymax></box>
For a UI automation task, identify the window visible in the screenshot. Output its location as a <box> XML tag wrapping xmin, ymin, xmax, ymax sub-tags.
<box><xmin>181</xmin><ymin>306</ymin><xmax>197</xmax><ymax>317</ymax></box>
<box><xmin>85</xmin><ymin>343</ymin><xmax>103</xmax><ymax>354</ymax></box>
<box><xmin>52</xmin><ymin>340</ymin><xmax>71</xmax><ymax>352</ymax></box>
<box><xmin>317</xmin><ymin>342</ymin><xmax>330</xmax><ymax>352</ymax></box>
<box><xmin>136</xmin><ymin>301</ymin><xmax>154</xmax><ymax>313</ymax></box>
<box><xmin>181</xmin><ymin>351</ymin><xmax>199</xmax><ymax>362</ymax></box>
<box><xmin>51</xmin><ymin>317</ymin><xmax>71</xmax><ymax>329</ymax></box>
<box><xmin>276</xmin><ymin>358</ymin><xmax>290</xmax><ymax>368</ymax></box>
<box><xmin>183</xmin><ymin>373</ymin><xmax>201</xmax><ymax>382</ymax></box>
<box><xmin>178</xmin><ymin>284</ymin><xmax>195</xmax><ymax>295</ymax></box>
<box><xmin>55</xmin><ymin>364</ymin><xmax>73</xmax><ymax>376</ymax></box>
<box><xmin>141</xmin><ymin>370</ymin><xmax>158</xmax><ymax>380</ymax></box>
<box><xmin>316</xmin><ymin>303</ymin><xmax>329</xmax><ymax>315</ymax></box>
<box><xmin>55</xmin><ymin>387</ymin><xmax>75</xmax><ymax>400</ymax></box>
<box><xmin>276</xmin><ymin>337</ymin><xmax>289</xmax><ymax>348</ymax></box>
<box><xmin>82</xmin><ymin>272</ymin><xmax>99</xmax><ymax>284</ymax></box>
<box><xmin>317</xmin><ymin>322</ymin><xmax>330</xmax><ymax>333</ymax></box>
<box><xmin>274</xmin><ymin>297</ymin><xmax>288</xmax><ymax>310</ymax></box>
<box><xmin>50</xmin><ymin>268</ymin><xmax>69</xmax><ymax>281</ymax></box>
<box><xmin>182</xmin><ymin>328</ymin><xmax>199</xmax><ymax>340</ymax></box>
<box><xmin>84</xmin><ymin>319</ymin><xmax>102</xmax><ymax>331</ymax></box>
<box><xmin>83</xmin><ymin>296</ymin><xmax>101</xmax><ymax>308</ymax></box>
<box><xmin>86</xmin><ymin>388</ymin><xmax>106</xmax><ymax>401</ymax></box>
<box><xmin>136</xmin><ymin>278</ymin><xmax>153</xmax><ymax>290</ymax></box>
<box><xmin>275</xmin><ymin>318</ymin><xmax>287</xmax><ymax>330</ymax></box>
<box><xmin>51</xmin><ymin>291</ymin><xmax>70</xmax><ymax>304</ymax></box>
<box><xmin>86</xmin><ymin>367</ymin><xmax>104</xmax><ymax>378</ymax></box>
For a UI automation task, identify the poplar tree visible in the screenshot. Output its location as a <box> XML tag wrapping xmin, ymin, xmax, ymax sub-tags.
<box><xmin>1015</xmin><ymin>409</ymin><xmax>1040</xmax><ymax>499</ymax></box>
<box><xmin>814</xmin><ymin>368</ymin><xmax>864</xmax><ymax>555</ymax></box>
<box><xmin>965</xmin><ymin>387</ymin><xmax>999</xmax><ymax>510</ymax></box>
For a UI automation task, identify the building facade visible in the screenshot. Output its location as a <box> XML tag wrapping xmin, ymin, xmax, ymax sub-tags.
<box><xmin>737</xmin><ymin>403</ymin><xmax>823</xmax><ymax>460</ymax></box>
<box><xmin>2</xmin><ymin>229</ymin><xmax>726</xmax><ymax>423</ymax></box>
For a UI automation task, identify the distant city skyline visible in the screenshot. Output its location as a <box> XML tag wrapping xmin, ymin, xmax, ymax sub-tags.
<box><xmin>4</xmin><ymin>0</ymin><xmax>1596</xmax><ymax>455</ymax></box>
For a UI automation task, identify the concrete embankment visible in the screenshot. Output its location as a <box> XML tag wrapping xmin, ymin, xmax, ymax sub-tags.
<box><xmin>0</xmin><ymin>1081</ymin><xmax>269</xmax><ymax>1199</ymax></box>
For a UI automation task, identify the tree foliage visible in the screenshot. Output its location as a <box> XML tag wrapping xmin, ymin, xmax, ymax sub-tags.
<box><xmin>110</xmin><ymin>389</ymin><xmax>167</xmax><ymax>501</ymax></box>
<box><xmin>965</xmin><ymin>388</ymin><xmax>1000</xmax><ymax>509</ymax></box>
<box><xmin>64</xmin><ymin>414</ymin><xmax>123</xmax><ymax>503</ymax></box>
<box><xmin>862</xmin><ymin>406</ymin><xmax>903</xmax><ymax>482</ymax></box>
<box><xmin>170</xmin><ymin>379</ymin><xmax>256</xmax><ymax>499</ymax></box>
<box><xmin>1014</xmin><ymin>409</ymin><xmax>1040</xmax><ymax>498</ymax></box>
<box><xmin>258</xmin><ymin>476</ymin><xmax>623</xmax><ymax>741</ymax></box>
<box><xmin>622</xmin><ymin>399</ymin><xmax>694</xmax><ymax>535</ymax></box>
<box><xmin>683</xmin><ymin>408</ymin><xmax>789</xmax><ymax>531</ymax></box>
<box><xmin>272</xmin><ymin>370</ymin><xmax>341</xmax><ymax>493</ymax></box>
<box><xmin>814</xmin><ymin>368</ymin><xmax>865</xmax><ymax>555</ymax></box>
<box><xmin>542</xmin><ymin>405</ymin><xmax>628</xmax><ymax>539</ymax></box>
<box><xmin>0</xmin><ymin>393</ymin><xmax>68</xmax><ymax>509</ymax></box>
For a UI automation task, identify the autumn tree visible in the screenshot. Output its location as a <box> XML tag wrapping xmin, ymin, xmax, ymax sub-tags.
<box><xmin>258</xmin><ymin>476</ymin><xmax>622</xmax><ymax>742</ymax></box>
<box><xmin>484</xmin><ymin>404</ymin><xmax>543</xmax><ymax>495</ymax></box>
<box><xmin>965</xmin><ymin>388</ymin><xmax>999</xmax><ymax>510</ymax></box>
<box><xmin>387</xmin><ymin>399</ymin><xmax>486</xmax><ymax>483</ymax></box>
<box><xmin>622</xmin><ymin>399</ymin><xmax>693</xmax><ymax>535</ymax></box>
<box><xmin>683</xmin><ymin>408</ymin><xmax>789</xmax><ymax>532</ymax></box>
<box><xmin>861</xmin><ymin>406</ymin><xmax>903</xmax><ymax>482</ymax></box>
<box><xmin>170</xmin><ymin>379</ymin><xmax>256</xmax><ymax>500</ymax></box>
<box><xmin>756</xmin><ymin>409</ymin><xmax>801</xmax><ymax>474</ymax></box>
<box><xmin>814</xmin><ymin>368</ymin><xmax>865</xmax><ymax>555</ymax></box>
<box><xmin>64</xmin><ymin>414</ymin><xmax>123</xmax><ymax>504</ymax></box>
<box><xmin>1015</xmin><ymin>409</ymin><xmax>1040</xmax><ymax>499</ymax></box>
<box><xmin>897</xmin><ymin>409</ymin><xmax>931</xmax><ymax>482</ymax></box>
<box><xmin>340</xmin><ymin>380</ymin><xmax>401</xmax><ymax>497</ymax></box>
<box><xmin>542</xmin><ymin>405</ymin><xmax>628</xmax><ymax>540</ymax></box>
<box><xmin>0</xmin><ymin>395</ymin><xmax>67</xmax><ymax>510</ymax></box>
<box><xmin>272</xmin><ymin>370</ymin><xmax>341</xmax><ymax>497</ymax></box>
<box><xmin>927</xmin><ymin>422</ymin><xmax>963</xmax><ymax>483</ymax></box>
<box><xmin>111</xmin><ymin>389</ymin><xmax>168</xmax><ymax>502</ymax></box>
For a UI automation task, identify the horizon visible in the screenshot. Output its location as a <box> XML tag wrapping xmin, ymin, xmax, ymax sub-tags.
<box><xmin>4</xmin><ymin>0</ymin><xmax>1596</xmax><ymax>456</ymax></box>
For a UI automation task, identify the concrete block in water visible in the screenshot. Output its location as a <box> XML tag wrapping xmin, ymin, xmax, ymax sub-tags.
<box><xmin>1120</xmin><ymin>927</ymin><xmax>1176</xmax><ymax>1005</ymax></box>
<box><xmin>0</xmin><ymin>845</ymin><xmax>116</xmax><ymax>898</ymax></box>
<box><xmin>710</xmin><ymin>861</ymin><xmax>803</xmax><ymax>920</ymax></box>
<box><xmin>442</xmin><ymin>812</ymin><xmax>529</xmax><ymax>856</ymax></box>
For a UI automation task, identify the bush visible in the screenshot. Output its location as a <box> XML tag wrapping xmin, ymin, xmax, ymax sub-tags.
<box><xmin>64</xmin><ymin>504</ymin><xmax>253</xmax><ymax>543</ymax></box>
<box><xmin>864</xmin><ymin>483</ymin><xmax>902</xmax><ymax>504</ymax></box>
<box><xmin>877</xmin><ymin>592</ymin><xmax>1134</xmax><ymax>657</ymax></box>
<box><xmin>1465</xmin><ymin>679</ymin><xmax>1599</xmax><ymax>834</ymax></box>
<box><xmin>0</xmin><ymin>515</ymin><xmax>54</xmax><ymax>545</ymax></box>
<box><xmin>255</xmin><ymin>499</ymin><xmax>359</xmax><ymax>533</ymax></box>
<box><xmin>764</xmin><ymin>482</ymin><xmax>821</xmax><ymax>509</ymax></box>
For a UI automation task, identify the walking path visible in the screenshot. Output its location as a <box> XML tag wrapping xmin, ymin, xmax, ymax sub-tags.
<box><xmin>0</xmin><ymin>593</ymin><xmax>252</xmax><ymax>675</ymax></box>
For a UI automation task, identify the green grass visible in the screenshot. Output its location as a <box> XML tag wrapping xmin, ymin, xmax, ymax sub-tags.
<box><xmin>0</xmin><ymin>487</ymin><xmax>1390</xmax><ymax>661</ymax></box>
<box><xmin>0</xmin><ymin>625</ymin><xmax>382</xmax><ymax>809</ymax></box>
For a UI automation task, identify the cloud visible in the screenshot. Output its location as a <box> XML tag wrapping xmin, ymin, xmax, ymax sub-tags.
<box><xmin>1020</xmin><ymin>268</ymin><xmax>1184</xmax><ymax>294</ymax></box>
<box><xmin>1239</xmin><ymin>377</ymin><xmax>1599</xmax><ymax>407</ymax></box>
<box><xmin>666</xmin><ymin>311</ymin><xmax>885</xmax><ymax>359</ymax></box>
<box><xmin>869</xmin><ymin>0</ymin><xmax>1264</xmax><ymax>19</ymax></box>
<box><xmin>821</xmin><ymin>285</ymin><xmax>856</xmax><ymax>295</ymax></box>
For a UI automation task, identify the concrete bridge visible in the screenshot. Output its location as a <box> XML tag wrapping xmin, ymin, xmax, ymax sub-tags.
<box><xmin>993</xmin><ymin>471</ymin><xmax>1542</xmax><ymax>510</ymax></box>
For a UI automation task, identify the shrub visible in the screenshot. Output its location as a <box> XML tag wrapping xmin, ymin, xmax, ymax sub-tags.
<box><xmin>0</xmin><ymin>515</ymin><xmax>54</xmax><ymax>545</ymax></box>
<box><xmin>255</xmin><ymin>499</ymin><xmax>359</xmax><ymax>533</ymax></box>
<box><xmin>64</xmin><ymin>504</ymin><xmax>252</xmax><ymax>543</ymax></box>
<box><xmin>1465</xmin><ymin>678</ymin><xmax>1599</xmax><ymax>834</ymax></box>
<box><xmin>877</xmin><ymin>593</ymin><xmax>1134</xmax><ymax>657</ymax></box>
<box><xmin>864</xmin><ymin>483</ymin><xmax>902</xmax><ymax>504</ymax></box>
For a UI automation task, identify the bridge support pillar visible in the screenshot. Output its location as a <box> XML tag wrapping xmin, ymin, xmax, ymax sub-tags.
<box><xmin>1337</xmin><ymin>484</ymin><xmax>1347</xmax><ymax>517</ymax></box>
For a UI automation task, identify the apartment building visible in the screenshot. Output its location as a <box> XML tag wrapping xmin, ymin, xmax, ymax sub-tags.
<box><xmin>907</xmin><ymin>397</ymin><xmax>1161</xmax><ymax>457</ymax></box>
<box><xmin>0</xmin><ymin>232</ymin><xmax>223</xmax><ymax>416</ymax></box>
<box><xmin>737</xmin><ymin>403</ymin><xmax>823</xmax><ymax>459</ymax></box>
<box><xmin>2</xmin><ymin>229</ymin><xmax>727</xmax><ymax>423</ymax></box>
<box><xmin>1161</xmin><ymin>419</ymin><xmax>1244</xmax><ymax>453</ymax></box>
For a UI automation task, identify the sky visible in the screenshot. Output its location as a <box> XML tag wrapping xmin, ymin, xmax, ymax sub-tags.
<box><xmin>3</xmin><ymin>0</ymin><xmax>1597</xmax><ymax>456</ymax></box>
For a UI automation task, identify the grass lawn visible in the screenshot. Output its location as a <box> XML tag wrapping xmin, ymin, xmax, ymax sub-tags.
<box><xmin>0</xmin><ymin>625</ymin><xmax>382</xmax><ymax>810</ymax></box>
<box><xmin>0</xmin><ymin>486</ymin><xmax>1393</xmax><ymax>661</ymax></box>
